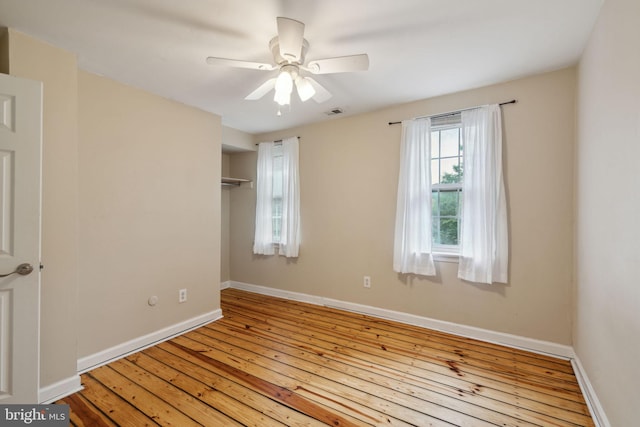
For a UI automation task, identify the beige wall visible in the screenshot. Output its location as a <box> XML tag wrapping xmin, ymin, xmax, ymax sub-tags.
<box><xmin>77</xmin><ymin>71</ymin><xmax>221</xmax><ymax>358</ymax></box>
<box><xmin>222</xmin><ymin>125</ymin><xmax>256</xmax><ymax>152</ymax></box>
<box><xmin>6</xmin><ymin>30</ymin><xmax>80</xmax><ymax>390</ymax></box>
<box><xmin>575</xmin><ymin>0</ymin><xmax>640</xmax><ymax>424</ymax></box>
<box><xmin>221</xmin><ymin>153</ymin><xmax>231</xmax><ymax>282</ymax></box>
<box><xmin>229</xmin><ymin>67</ymin><xmax>576</xmax><ymax>345</ymax></box>
<box><xmin>4</xmin><ymin>28</ymin><xmax>224</xmax><ymax>391</ymax></box>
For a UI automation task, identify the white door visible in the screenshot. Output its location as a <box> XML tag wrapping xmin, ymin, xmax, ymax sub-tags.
<box><xmin>0</xmin><ymin>73</ymin><xmax>43</xmax><ymax>403</ymax></box>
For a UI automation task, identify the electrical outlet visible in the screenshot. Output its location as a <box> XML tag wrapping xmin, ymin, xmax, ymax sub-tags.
<box><xmin>179</xmin><ymin>288</ymin><xmax>187</xmax><ymax>303</ymax></box>
<box><xmin>363</xmin><ymin>276</ymin><xmax>371</xmax><ymax>288</ymax></box>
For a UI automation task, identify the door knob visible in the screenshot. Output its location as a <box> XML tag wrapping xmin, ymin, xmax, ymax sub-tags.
<box><xmin>0</xmin><ymin>263</ymin><xmax>34</xmax><ymax>278</ymax></box>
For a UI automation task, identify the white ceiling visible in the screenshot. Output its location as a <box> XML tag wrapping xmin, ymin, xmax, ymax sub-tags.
<box><xmin>0</xmin><ymin>0</ymin><xmax>603</xmax><ymax>134</ymax></box>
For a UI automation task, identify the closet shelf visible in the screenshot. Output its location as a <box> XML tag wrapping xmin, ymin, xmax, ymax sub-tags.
<box><xmin>221</xmin><ymin>177</ymin><xmax>252</xmax><ymax>187</ymax></box>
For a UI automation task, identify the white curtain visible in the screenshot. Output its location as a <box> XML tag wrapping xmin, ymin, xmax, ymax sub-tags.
<box><xmin>253</xmin><ymin>137</ymin><xmax>301</xmax><ymax>258</ymax></box>
<box><xmin>458</xmin><ymin>104</ymin><xmax>509</xmax><ymax>284</ymax></box>
<box><xmin>253</xmin><ymin>142</ymin><xmax>275</xmax><ymax>255</ymax></box>
<box><xmin>393</xmin><ymin>119</ymin><xmax>436</xmax><ymax>276</ymax></box>
<box><xmin>278</xmin><ymin>137</ymin><xmax>301</xmax><ymax>257</ymax></box>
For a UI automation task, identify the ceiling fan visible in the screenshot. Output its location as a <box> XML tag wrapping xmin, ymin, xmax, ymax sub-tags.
<box><xmin>206</xmin><ymin>17</ymin><xmax>369</xmax><ymax>109</ymax></box>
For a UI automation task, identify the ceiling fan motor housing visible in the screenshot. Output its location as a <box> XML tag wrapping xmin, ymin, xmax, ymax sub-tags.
<box><xmin>279</xmin><ymin>63</ymin><xmax>299</xmax><ymax>79</ymax></box>
<box><xmin>269</xmin><ymin>37</ymin><xmax>309</xmax><ymax>66</ymax></box>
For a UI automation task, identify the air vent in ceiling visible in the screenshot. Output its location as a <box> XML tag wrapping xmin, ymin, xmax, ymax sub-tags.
<box><xmin>325</xmin><ymin>107</ymin><xmax>344</xmax><ymax>116</ymax></box>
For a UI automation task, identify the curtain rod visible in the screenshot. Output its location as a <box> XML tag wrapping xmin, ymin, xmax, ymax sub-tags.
<box><xmin>255</xmin><ymin>136</ymin><xmax>300</xmax><ymax>146</ymax></box>
<box><xmin>387</xmin><ymin>99</ymin><xmax>517</xmax><ymax>126</ymax></box>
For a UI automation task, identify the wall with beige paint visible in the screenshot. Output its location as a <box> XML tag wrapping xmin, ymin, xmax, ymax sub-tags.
<box><xmin>5</xmin><ymin>29</ymin><xmax>80</xmax><ymax>392</ymax></box>
<box><xmin>222</xmin><ymin>125</ymin><xmax>255</xmax><ymax>153</ymax></box>
<box><xmin>77</xmin><ymin>71</ymin><xmax>221</xmax><ymax>358</ymax></box>
<box><xmin>229</xmin><ymin>67</ymin><xmax>576</xmax><ymax>345</ymax></box>
<box><xmin>5</xmin><ymin>28</ymin><xmax>224</xmax><ymax>393</ymax></box>
<box><xmin>575</xmin><ymin>0</ymin><xmax>640</xmax><ymax>424</ymax></box>
<box><xmin>221</xmin><ymin>153</ymin><xmax>231</xmax><ymax>282</ymax></box>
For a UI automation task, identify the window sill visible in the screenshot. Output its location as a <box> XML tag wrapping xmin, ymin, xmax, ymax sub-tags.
<box><xmin>433</xmin><ymin>252</ymin><xmax>459</xmax><ymax>263</ymax></box>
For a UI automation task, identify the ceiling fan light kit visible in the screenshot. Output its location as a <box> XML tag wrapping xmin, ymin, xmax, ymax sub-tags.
<box><xmin>295</xmin><ymin>76</ymin><xmax>315</xmax><ymax>102</ymax></box>
<box><xmin>274</xmin><ymin>66</ymin><xmax>294</xmax><ymax>106</ymax></box>
<box><xmin>206</xmin><ymin>17</ymin><xmax>369</xmax><ymax>113</ymax></box>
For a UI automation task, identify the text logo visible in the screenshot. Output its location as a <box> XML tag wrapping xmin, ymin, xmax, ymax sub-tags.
<box><xmin>0</xmin><ymin>405</ymin><xmax>69</xmax><ymax>426</ymax></box>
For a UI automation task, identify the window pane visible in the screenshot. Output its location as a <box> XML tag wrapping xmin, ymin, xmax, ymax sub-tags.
<box><xmin>431</xmin><ymin>131</ymin><xmax>439</xmax><ymax>158</ymax></box>
<box><xmin>432</xmin><ymin>218</ymin><xmax>440</xmax><ymax>245</ymax></box>
<box><xmin>431</xmin><ymin>159</ymin><xmax>439</xmax><ymax>184</ymax></box>
<box><xmin>273</xmin><ymin>197</ymin><xmax>282</xmax><ymax>241</ymax></box>
<box><xmin>438</xmin><ymin>217</ymin><xmax>459</xmax><ymax>245</ymax></box>
<box><xmin>432</xmin><ymin>188</ymin><xmax>460</xmax><ymax>246</ymax></box>
<box><xmin>440</xmin><ymin>128</ymin><xmax>460</xmax><ymax>158</ymax></box>
<box><xmin>440</xmin><ymin>157</ymin><xmax>460</xmax><ymax>183</ymax></box>
<box><xmin>439</xmin><ymin>190</ymin><xmax>459</xmax><ymax>216</ymax></box>
<box><xmin>272</xmin><ymin>146</ymin><xmax>284</xmax><ymax>243</ymax></box>
<box><xmin>431</xmin><ymin>191</ymin><xmax>439</xmax><ymax>216</ymax></box>
<box><xmin>430</xmin><ymin>123</ymin><xmax>462</xmax><ymax>250</ymax></box>
<box><xmin>272</xmin><ymin>156</ymin><xmax>283</xmax><ymax>198</ymax></box>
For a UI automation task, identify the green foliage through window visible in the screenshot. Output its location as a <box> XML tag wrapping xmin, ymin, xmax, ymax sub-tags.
<box><xmin>441</xmin><ymin>164</ymin><xmax>463</xmax><ymax>184</ymax></box>
<box><xmin>431</xmin><ymin>125</ymin><xmax>463</xmax><ymax>248</ymax></box>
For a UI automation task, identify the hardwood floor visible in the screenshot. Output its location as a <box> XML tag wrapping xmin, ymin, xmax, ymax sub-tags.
<box><xmin>58</xmin><ymin>288</ymin><xmax>595</xmax><ymax>426</ymax></box>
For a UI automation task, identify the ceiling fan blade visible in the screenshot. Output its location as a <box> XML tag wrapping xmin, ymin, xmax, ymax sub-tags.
<box><xmin>206</xmin><ymin>57</ymin><xmax>275</xmax><ymax>71</ymax></box>
<box><xmin>277</xmin><ymin>17</ymin><xmax>305</xmax><ymax>62</ymax></box>
<box><xmin>245</xmin><ymin>78</ymin><xmax>276</xmax><ymax>100</ymax></box>
<box><xmin>306</xmin><ymin>77</ymin><xmax>332</xmax><ymax>103</ymax></box>
<box><xmin>307</xmin><ymin>54</ymin><xmax>369</xmax><ymax>74</ymax></box>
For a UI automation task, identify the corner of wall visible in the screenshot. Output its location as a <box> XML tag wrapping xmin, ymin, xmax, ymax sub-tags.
<box><xmin>573</xmin><ymin>29</ymin><xmax>585</xmax><ymax>394</ymax></box>
<box><xmin>571</xmin><ymin>356</ymin><xmax>612</xmax><ymax>427</ymax></box>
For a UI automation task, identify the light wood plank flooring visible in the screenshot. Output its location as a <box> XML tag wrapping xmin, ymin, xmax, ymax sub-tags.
<box><xmin>58</xmin><ymin>288</ymin><xmax>595</xmax><ymax>426</ymax></box>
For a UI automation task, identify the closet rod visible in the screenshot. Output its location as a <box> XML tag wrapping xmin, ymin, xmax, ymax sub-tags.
<box><xmin>255</xmin><ymin>136</ymin><xmax>300</xmax><ymax>146</ymax></box>
<box><xmin>387</xmin><ymin>99</ymin><xmax>517</xmax><ymax>126</ymax></box>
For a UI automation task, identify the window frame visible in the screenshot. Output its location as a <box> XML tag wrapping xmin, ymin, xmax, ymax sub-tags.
<box><xmin>430</xmin><ymin>120</ymin><xmax>463</xmax><ymax>256</ymax></box>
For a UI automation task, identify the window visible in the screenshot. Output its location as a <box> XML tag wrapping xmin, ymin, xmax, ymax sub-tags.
<box><xmin>253</xmin><ymin>137</ymin><xmax>300</xmax><ymax>258</ymax></box>
<box><xmin>430</xmin><ymin>115</ymin><xmax>463</xmax><ymax>253</ymax></box>
<box><xmin>271</xmin><ymin>144</ymin><xmax>283</xmax><ymax>242</ymax></box>
<box><xmin>394</xmin><ymin>104</ymin><xmax>507</xmax><ymax>282</ymax></box>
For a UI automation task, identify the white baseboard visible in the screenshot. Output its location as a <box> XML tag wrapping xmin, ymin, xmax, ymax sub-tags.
<box><xmin>220</xmin><ymin>280</ymin><xmax>232</xmax><ymax>290</ymax></box>
<box><xmin>39</xmin><ymin>375</ymin><xmax>82</xmax><ymax>404</ymax></box>
<box><xmin>226</xmin><ymin>280</ymin><xmax>574</xmax><ymax>359</ymax></box>
<box><xmin>571</xmin><ymin>355</ymin><xmax>610</xmax><ymax>427</ymax></box>
<box><xmin>77</xmin><ymin>309</ymin><xmax>222</xmax><ymax>373</ymax></box>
